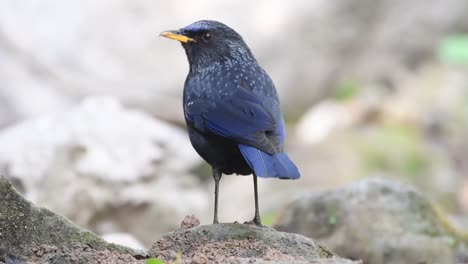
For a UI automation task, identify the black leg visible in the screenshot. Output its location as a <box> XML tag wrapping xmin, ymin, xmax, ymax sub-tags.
<box><xmin>213</xmin><ymin>168</ymin><xmax>222</xmax><ymax>224</ymax></box>
<box><xmin>252</xmin><ymin>173</ymin><xmax>262</xmax><ymax>226</ymax></box>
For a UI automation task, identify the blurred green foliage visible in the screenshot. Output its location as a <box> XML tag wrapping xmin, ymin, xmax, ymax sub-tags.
<box><xmin>196</xmin><ymin>162</ymin><xmax>213</xmax><ymax>182</ymax></box>
<box><xmin>333</xmin><ymin>78</ymin><xmax>361</xmax><ymax>101</ymax></box>
<box><xmin>439</xmin><ymin>34</ymin><xmax>468</xmax><ymax>65</ymax></box>
<box><xmin>261</xmin><ymin>212</ymin><xmax>279</xmax><ymax>227</ymax></box>
<box><xmin>356</xmin><ymin>124</ymin><xmax>429</xmax><ymax>176</ymax></box>
<box><xmin>328</xmin><ymin>215</ymin><xmax>337</xmax><ymax>225</ymax></box>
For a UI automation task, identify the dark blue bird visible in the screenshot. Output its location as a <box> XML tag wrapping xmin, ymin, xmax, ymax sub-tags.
<box><xmin>160</xmin><ymin>20</ymin><xmax>300</xmax><ymax>225</ymax></box>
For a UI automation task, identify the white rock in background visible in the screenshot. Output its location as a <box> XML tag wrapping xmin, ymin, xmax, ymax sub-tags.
<box><xmin>295</xmin><ymin>99</ymin><xmax>377</xmax><ymax>145</ymax></box>
<box><xmin>295</xmin><ymin>101</ymin><xmax>350</xmax><ymax>145</ymax></box>
<box><xmin>102</xmin><ymin>232</ymin><xmax>146</xmax><ymax>251</ymax></box>
<box><xmin>0</xmin><ymin>96</ymin><xmax>207</xmax><ymax>246</ymax></box>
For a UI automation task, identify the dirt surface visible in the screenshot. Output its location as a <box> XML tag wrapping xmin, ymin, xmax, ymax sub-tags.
<box><xmin>2</xmin><ymin>221</ymin><xmax>357</xmax><ymax>264</ymax></box>
<box><xmin>24</xmin><ymin>244</ymin><xmax>144</xmax><ymax>264</ymax></box>
<box><xmin>150</xmin><ymin>220</ymin><xmax>357</xmax><ymax>264</ymax></box>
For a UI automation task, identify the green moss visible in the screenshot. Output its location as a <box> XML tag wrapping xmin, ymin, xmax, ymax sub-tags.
<box><xmin>317</xmin><ymin>245</ymin><xmax>334</xmax><ymax>258</ymax></box>
<box><xmin>407</xmin><ymin>194</ymin><xmax>468</xmax><ymax>251</ymax></box>
<box><xmin>0</xmin><ymin>176</ymin><xmax>143</xmax><ymax>258</ymax></box>
<box><xmin>77</xmin><ymin>231</ymin><xmax>103</xmax><ymax>244</ymax></box>
<box><xmin>146</xmin><ymin>258</ymin><xmax>166</xmax><ymax>264</ymax></box>
<box><xmin>432</xmin><ymin>205</ymin><xmax>468</xmax><ymax>243</ymax></box>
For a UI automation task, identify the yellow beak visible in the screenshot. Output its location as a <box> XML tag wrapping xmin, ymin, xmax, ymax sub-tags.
<box><xmin>159</xmin><ymin>30</ymin><xmax>195</xmax><ymax>43</ymax></box>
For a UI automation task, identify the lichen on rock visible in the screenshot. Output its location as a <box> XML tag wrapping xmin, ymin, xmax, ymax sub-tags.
<box><xmin>275</xmin><ymin>177</ymin><xmax>468</xmax><ymax>264</ymax></box>
<box><xmin>0</xmin><ymin>175</ymin><xmax>145</xmax><ymax>263</ymax></box>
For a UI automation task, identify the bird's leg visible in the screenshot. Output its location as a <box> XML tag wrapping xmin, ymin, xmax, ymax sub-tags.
<box><xmin>252</xmin><ymin>173</ymin><xmax>262</xmax><ymax>226</ymax></box>
<box><xmin>213</xmin><ymin>168</ymin><xmax>222</xmax><ymax>224</ymax></box>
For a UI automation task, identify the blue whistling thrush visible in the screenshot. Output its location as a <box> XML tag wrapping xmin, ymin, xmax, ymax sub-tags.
<box><xmin>160</xmin><ymin>20</ymin><xmax>300</xmax><ymax>225</ymax></box>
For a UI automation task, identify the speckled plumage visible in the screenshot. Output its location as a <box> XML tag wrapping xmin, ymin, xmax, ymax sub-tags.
<box><xmin>162</xmin><ymin>20</ymin><xmax>300</xmax><ymax>224</ymax></box>
<box><xmin>183</xmin><ymin>60</ymin><xmax>284</xmax><ymax>175</ymax></box>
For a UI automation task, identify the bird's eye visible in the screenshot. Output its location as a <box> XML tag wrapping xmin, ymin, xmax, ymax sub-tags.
<box><xmin>202</xmin><ymin>32</ymin><xmax>213</xmax><ymax>42</ymax></box>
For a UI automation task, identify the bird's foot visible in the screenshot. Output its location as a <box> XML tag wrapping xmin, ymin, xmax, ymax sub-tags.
<box><xmin>243</xmin><ymin>217</ymin><xmax>264</xmax><ymax>227</ymax></box>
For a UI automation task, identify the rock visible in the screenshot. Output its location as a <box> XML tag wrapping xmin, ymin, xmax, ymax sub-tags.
<box><xmin>0</xmin><ymin>96</ymin><xmax>206</xmax><ymax>247</ymax></box>
<box><xmin>10</xmin><ymin>245</ymin><xmax>145</xmax><ymax>264</ymax></box>
<box><xmin>180</xmin><ymin>215</ymin><xmax>201</xmax><ymax>229</ymax></box>
<box><xmin>274</xmin><ymin>177</ymin><xmax>466</xmax><ymax>264</ymax></box>
<box><xmin>291</xmin><ymin>64</ymin><xmax>468</xmax><ymax>213</ymax></box>
<box><xmin>0</xmin><ymin>175</ymin><xmax>146</xmax><ymax>263</ymax></box>
<box><xmin>101</xmin><ymin>233</ymin><xmax>146</xmax><ymax>251</ymax></box>
<box><xmin>149</xmin><ymin>223</ymin><xmax>358</xmax><ymax>264</ymax></box>
<box><xmin>295</xmin><ymin>100</ymin><xmax>372</xmax><ymax>145</ymax></box>
<box><xmin>0</xmin><ymin>180</ymin><xmax>356</xmax><ymax>263</ymax></box>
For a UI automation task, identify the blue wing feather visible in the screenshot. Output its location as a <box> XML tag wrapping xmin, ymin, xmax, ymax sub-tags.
<box><xmin>186</xmin><ymin>87</ymin><xmax>279</xmax><ymax>154</ymax></box>
<box><xmin>184</xmin><ymin>71</ymin><xmax>300</xmax><ymax>179</ymax></box>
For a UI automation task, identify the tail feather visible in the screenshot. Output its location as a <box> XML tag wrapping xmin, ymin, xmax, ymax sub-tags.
<box><xmin>238</xmin><ymin>144</ymin><xmax>300</xmax><ymax>179</ymax></box>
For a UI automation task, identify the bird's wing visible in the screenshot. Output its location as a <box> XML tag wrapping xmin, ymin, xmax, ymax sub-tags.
<box><xmin>185</xmin><ymin>87</ymin><xmax>282</xmax><ymax>154</ymax></box>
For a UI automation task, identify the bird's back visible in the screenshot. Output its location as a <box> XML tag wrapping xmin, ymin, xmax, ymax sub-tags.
<box><xmin>184</xmin><ymin>62</ymin><xmax>278</xmax><ymax>111</ymax></box>
<box><xmin>183</xmin><ymin>61</ymin><xmax>299</xmax><ymax>179</ymax></box>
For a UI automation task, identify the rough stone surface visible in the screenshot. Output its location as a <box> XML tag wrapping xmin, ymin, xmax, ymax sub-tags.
<box><xmin>275</xmin><ymin>177</ymin><xmax>467</xmax><ymax>264</ymax></box>
<box><xmin>0</xmin><ymin>96</ymin><xmax>206</xmax><ymax>247</ymax></box>
<box><xmin>0</xmin><ymin>175</ymin><xmax>146</xmax><ymax>263</ymax></box>
<box><xmin>180</xmin><ymin>215</ymin><xmax>201</xmax><ymax>229</ymax></box>
<box><xmin>13</xmin><ymin>244</ymin><xmax>145</xmax><ymax>264</ymax></box>
<box><xmin>0</xmin><ymin>178</ymin><xmax>357</xmax><ymax>263</ymax></box>
<box><xmin>149</xmin><ymin>223</ymin><xmax>358</xmax><ymax>264</ymax></box>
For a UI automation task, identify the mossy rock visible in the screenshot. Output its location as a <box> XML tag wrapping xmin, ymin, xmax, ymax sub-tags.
<box><xmin>0</xmin><ymin>176</ymin><xmax>146</xmax><ymax>262</ymax></box>
<box><xmin>275</xmin><ymin>177</ymin><xmax>468</xmax><ymax>264</ymax></box>
<box><xmin>149</xmin><ymin>223</ymin><xmax>358</xmax><ymax>263</ymax></box>
<box><xmin>0</xmin><ymin>175</ymin><xmax>356</xmax><ymax>263</ymax></box>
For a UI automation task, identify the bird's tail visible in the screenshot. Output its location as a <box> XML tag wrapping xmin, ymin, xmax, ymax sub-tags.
<box><xmin>238</xmin><ymin>144</ymin><xmax>300</xmax><ymax>179</ymax></box>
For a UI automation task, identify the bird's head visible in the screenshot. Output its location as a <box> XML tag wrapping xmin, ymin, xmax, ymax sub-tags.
<box><xmin>160</xmin><ymin>20</ymin><xmax>255</xmax><ymax>71</ymax></box>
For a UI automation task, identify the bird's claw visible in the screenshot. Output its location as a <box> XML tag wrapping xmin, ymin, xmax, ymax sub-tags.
<box><xmin>243</xmin><ymin>217</ymin><xmax>264</xmax><ymax>227</ymax></box>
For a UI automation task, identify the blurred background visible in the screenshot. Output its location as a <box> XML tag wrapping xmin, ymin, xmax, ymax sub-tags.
<box><xmin>1</xmin><ymin>0</ymin><xmax>468</xmax><ymax>252</ymax></box>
